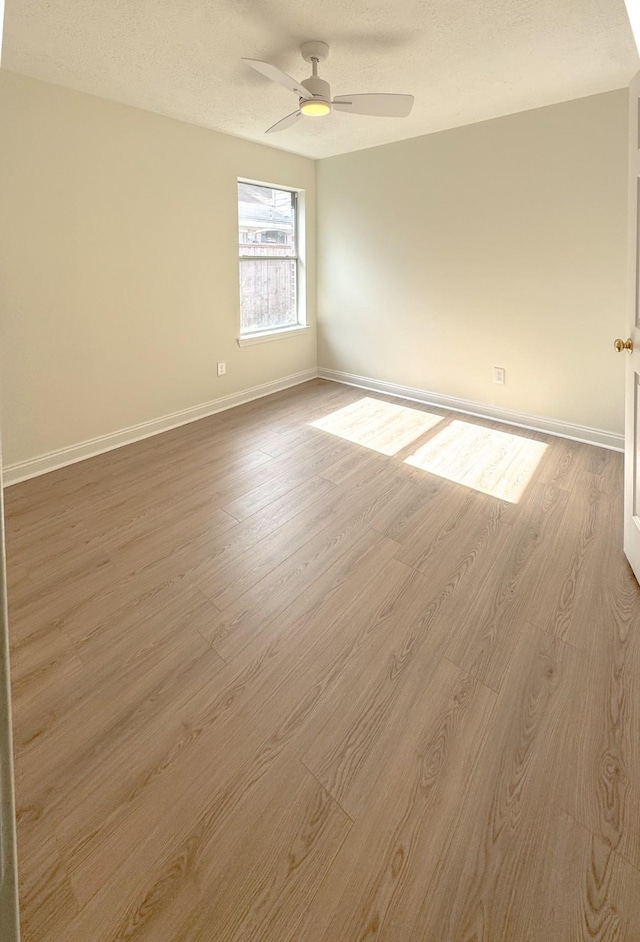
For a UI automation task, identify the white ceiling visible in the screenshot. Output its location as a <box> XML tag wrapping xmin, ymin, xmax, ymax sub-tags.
<box><xmin>2</xmin><ymin>0</ymin><xmax>638</xmax><ymax>159</ymax></box>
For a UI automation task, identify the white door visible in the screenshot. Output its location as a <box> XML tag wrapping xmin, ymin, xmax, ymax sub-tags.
<box><xmin>623</xmin><ymin>71</ymin><xmax>640</xmax><ymax>581</ymax></box>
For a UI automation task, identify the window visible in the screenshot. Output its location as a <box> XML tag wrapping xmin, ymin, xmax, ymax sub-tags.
<box><xmin>238</xmin><ymin>181</ymin><xmax>303</xmax><ymax>339</ymax></box>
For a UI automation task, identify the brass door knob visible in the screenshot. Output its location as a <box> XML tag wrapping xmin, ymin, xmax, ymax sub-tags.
<box><xmin>614</xmin><ymin>338</ymin><xmax>634</xmax><ymax>353</ymax></box>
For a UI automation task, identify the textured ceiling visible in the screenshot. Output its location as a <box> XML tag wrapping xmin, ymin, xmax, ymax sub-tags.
<box><xmin>2</xmin><ymin>0</ymin><xmax>638</xmax><ymax>159</ymax></box>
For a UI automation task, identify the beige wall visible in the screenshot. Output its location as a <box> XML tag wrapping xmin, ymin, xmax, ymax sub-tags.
<box><xmin>316</xmin><ymin>90</ymin><xmax>628</xmax><ymax>437</ymax></box>
<box><xmin>0</xmin><ymin>71</ymin><xmax>316</xmax><ymax>468</ymax></box>
<box><xmin>0</xmin><ymin>76</ymin><xmax>630</xmax><ymax>467</ymax></box>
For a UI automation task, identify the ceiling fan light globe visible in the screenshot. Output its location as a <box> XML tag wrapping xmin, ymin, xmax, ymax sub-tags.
<box><xmin>300</xmin><ymin>99</ymin><xmax>331</xmax><ymax>117</ymax></box>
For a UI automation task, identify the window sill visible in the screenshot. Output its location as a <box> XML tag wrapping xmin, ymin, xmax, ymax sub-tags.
<box><xmin>237</xmin><ymin>325</ymin><xmax>310</xmax><ymax>347</ymax></box>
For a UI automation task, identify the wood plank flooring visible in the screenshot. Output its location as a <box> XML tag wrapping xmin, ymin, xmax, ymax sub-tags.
<box><xmin>5</xmin><ymin>378</ymin><xmax>640</xmax><ymax>941</ymax></box>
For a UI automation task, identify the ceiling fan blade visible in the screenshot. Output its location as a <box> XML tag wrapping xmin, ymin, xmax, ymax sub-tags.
<box><xmin>265</xmin><ymin>110</ymin><xmax>302</xmax><ymax>134</ymax></box>
<box><xmin>242</xmin><ymin>59</ymin><xmax>311</xmax><ymax>100</ymax></box>
<box><xmin>332</xmin><ymin>94</ymin><xmax>414</xmax><ymax>117</ymax></box>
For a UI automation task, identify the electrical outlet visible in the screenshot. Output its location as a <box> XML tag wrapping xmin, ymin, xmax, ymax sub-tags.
<box><xmin>493</xmin><ymin>367</ymin><xmax>505</xmax><ymax>385</ymax></box>
<box><xmin>217</xmin><ymin>362</ymin><xmax>226</xmax><ymax>377</ymax></box>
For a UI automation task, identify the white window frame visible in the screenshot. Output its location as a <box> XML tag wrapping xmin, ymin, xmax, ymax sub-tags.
<box><xmin>237</xmin><ymin>178</ymin><xmax>309</xmax><ymax>347</ymax></box>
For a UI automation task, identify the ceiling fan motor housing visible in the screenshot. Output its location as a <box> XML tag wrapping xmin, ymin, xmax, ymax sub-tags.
<box><xmin>301</xmin><ymin>75</ymin><xmax>330</xmax><ymax>103</ymax></box>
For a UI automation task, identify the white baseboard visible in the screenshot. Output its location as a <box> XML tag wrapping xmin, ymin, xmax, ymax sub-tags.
<box><xmin>318</xmin><ymin>368</ymin><xmax>624</xmax><ymax>452</ymax></box>
<box><xmin>4</xmin><ymin>365</ymin><xmax>623</xmax><ymax>486</ymax></box>
<box><xmin>3</xmin><ymin>369</ymin><xmax>318</xmax><ymax>486</ymax></box>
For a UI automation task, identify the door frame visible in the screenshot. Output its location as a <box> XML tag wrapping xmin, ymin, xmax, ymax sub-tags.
<box><xmin>0</xmin><ymin>0</ymin><xmax>22</xmax><ymax>935</ymax></box>
<box><xmin>0</xmin><ymin>450</ymin><xmax>20</xmax><ymax>942</ymax></box>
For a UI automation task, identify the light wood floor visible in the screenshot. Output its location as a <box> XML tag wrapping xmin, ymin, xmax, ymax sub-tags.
<box><xmin>5</xmin><ymin>379</ymin><xmax>640</xmax><ymax>941</ymax></box>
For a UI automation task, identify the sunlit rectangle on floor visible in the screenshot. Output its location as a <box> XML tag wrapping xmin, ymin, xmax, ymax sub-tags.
<box><xmin>405</xmin><ymin>420</ymin><xmax>548</xmax><ymax>503</ymax></box>
<box><xmin>311</xmin><ymin>397</ymin><xmax>444</xmax><ymax>456</ymax></box>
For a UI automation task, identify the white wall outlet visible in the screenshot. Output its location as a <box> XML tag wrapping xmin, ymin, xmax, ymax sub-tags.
<box><xmin>493</xmin><ymin>367</ymin><xmax>505</xmax><ymax>385</ymax></box>
<box><xmin>217</xmin><ymin>362</ymin><xmax>226</xmax><ymax>377</ymax></box>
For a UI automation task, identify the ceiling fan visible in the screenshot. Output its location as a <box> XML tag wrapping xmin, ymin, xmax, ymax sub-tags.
<box><xmin>242</xmin><ymin>41</ymin><xmax>415</xmax><ymax>134</ymax></box>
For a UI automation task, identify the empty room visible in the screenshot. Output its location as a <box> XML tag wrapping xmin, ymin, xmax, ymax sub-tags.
<box><xmin>1</xmin><ymin>0</ymin><xmax>640</xmax><ymax>939</ymax></box>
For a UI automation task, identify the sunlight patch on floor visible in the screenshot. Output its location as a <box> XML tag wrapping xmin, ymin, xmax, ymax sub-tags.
<box><xmin>311</xmin><ymin>397</ymin><xmax>444</xmax><ymax>456</ymax></box>
<box><xmin>404</xmin><ymin>420</ymin><xmax>548</xmax><ymax>503</ymax></box>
